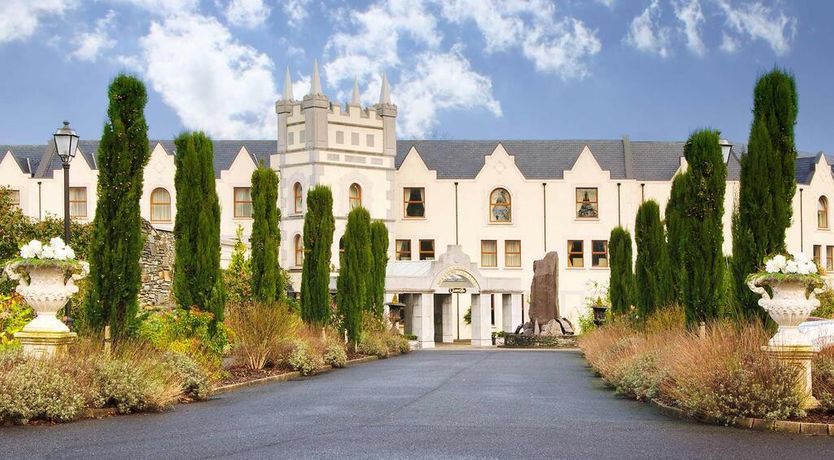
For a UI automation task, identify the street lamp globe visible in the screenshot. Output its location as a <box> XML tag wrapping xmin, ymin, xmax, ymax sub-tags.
<box><xmin>53</xmin><ymin>121</ymin><xmax>79</xmax><ymax>165</ymax></box>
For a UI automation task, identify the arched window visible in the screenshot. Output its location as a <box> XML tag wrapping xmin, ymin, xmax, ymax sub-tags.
<box><xmin>349</xmin><ymin>183</ymin><xmax>362</xmax><ymax>210</ymax></box>
<box><xmin>819</xmin><ymin>196</ymin><xmax>829</xmax><ymax>229</ymax></box>
<box><xmin>293</xmin><ymin>182</ymin><xmax>303</xmax><ymax>214</ymax></box>
<box><xmin>294</xmin><ymin>234</ymin><xmax>303</xmax><ymax>267</ymax></box>
<box><xmin>489</xmin><ymin>188</ymin><xmax>511</xmax><ymax>223</ymax></box>
<box><xmin>150</xmin><ymin>187</ymin><xmax>172</xmax><ymax>223</ymax></box>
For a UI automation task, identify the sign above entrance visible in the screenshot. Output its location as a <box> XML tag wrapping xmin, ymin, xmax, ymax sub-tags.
<box><xmin>448</xmin><ymin>287</ymin><xmax>467</xmax><ymax>294</ymax></box>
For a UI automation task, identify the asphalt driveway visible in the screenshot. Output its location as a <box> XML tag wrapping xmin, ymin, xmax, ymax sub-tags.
<box><xmin>2</xmin><ymin>349</ymin><xmax>833</xmax><ymax>459</ymax></box>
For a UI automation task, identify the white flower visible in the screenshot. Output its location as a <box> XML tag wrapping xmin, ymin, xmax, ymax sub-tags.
<box><xmin>41</xmin><ymin>246</ymin><xmax>55</xmax><ymax>260</ymax></box>
<box><xmin>797</xmin><ymin>262</ymin><xmax>811</xmax><ymax>275</ymax></box>
<box><xmin>27</xmin><ymin>240</ymin><xmax>43</xmax><ymax>257</ymax></box>
<box><xmin>53</xmin><ymin>247</ymin><xmax>68</xmax><ymax>261</ymax></box>
<box><xmin>765</xmin><ymin>259</ymin><xmax>779</xmax><ymax>274</ymax></box>
<box><xmin>64</xmin><ymin>247</ymin><xmax>76</xmax><ymax>260</ymax></box>
<box><xmin>20</xmin><ymin>244</ymin><xmax>36</xmax><ymax>259</ymax></box>
<box><xmin>803</xmin><ymin>261</ymin><xmax>818</xmax><ymax>275</ymax></box>
<box><xmin>771</xmin><ymin>254</ymin><xmax>787</xmax><ymax>269</ymax></box>
<box><xmin>785</xmin><ymin>260</ymin><xmax>799</xmax><ymax>274</ymax></box>
<box><xmin>49</xmin><ymin>237</ymin><xmax>66</xmax><ymax>249</ymax></box>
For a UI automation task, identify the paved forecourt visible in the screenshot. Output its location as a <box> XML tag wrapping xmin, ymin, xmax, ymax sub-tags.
<box><xmin>3</xmin><ymin>349</ymin><xmax>833</xmax><ymax>459</ymax></box>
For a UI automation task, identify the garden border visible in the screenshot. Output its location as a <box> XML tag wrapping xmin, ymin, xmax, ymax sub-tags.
<box><xmin>649</xmin><ymin>398</ymin><xmax>834</xmax><ymax>436</ymax></box>
<box><xmin>213</xmin><ymin>355</ymin><xmax>381</xmax><ymax>395</ymax></box>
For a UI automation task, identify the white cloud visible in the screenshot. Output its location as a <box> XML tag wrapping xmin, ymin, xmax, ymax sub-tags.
<box><xmin>395</xmin><ymin>45</ymin><xmax>502</xmax><ymax>138</ymax></box>
<box><xmin>282</xmin><ymin>0</ymin><xmax>312</xmax><ymax>28</ymax></box>
<box><xmin>673</xmin><ymin>0</ymin><xmax>705</xmax><ymax>56</ymax></box>
<box><xmin>224</xmin><ymin>0</ymin><xmax>270</xmax><ymax>29</ymax></box>
<box><xmin>438</xmin><ymin>0</ymin><xmax>601</xmax><ymax>79</ymax></box>
<box><xmin>114</xmin><ymin>0</ymin><xmax>197</xmax><ymax>15</ymax></box>
<box><xmin>596</xmin><ymin>0</ymin><xmax>617</xmax><ymax>7</ymax></box>
<box><xmin>0</xmin><ymin>0</ymin><xmax>75</xmax><ymax>44</ymax></box>
<box><xmin>138</xmin><ymin>14</ymin><xmax>278</xmax><ymax>138</ymax></box>
<box><xmin>626</xmin><ymin>0</ymin><xmax>671</xmax><ymax>58</ymax></box>
<box><xmin>325</xmin><ymin>0</ymin><xmax>440</xmax><ymax>87</ymax></box>
<box><xmin>716</xmin><ymin>0</ymin><xmax>796</xmax><ymax>55</ymax></box>
<box><xmin>720</xmin><ymin>32</ymin><xmax>738</xmax><ymax>53</ymax></box>
<box><xmin>71</xmin><ymin>10</ymin><xmax>116</xmax><ymax>62</ymax></box>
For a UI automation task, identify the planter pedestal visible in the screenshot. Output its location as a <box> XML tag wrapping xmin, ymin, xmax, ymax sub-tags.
<box><xmin>5</xmin><ymin>262</ymin><xmax>87</xmax><ymax>358</ymax></box>
<box><xmin>749</xmin><ymin>277</ymin><xmax>824</xmax><ymax>411</ymax></box>
<box><xmin>762</xmin><ymin>345</ymin><xmax>819</xmax><ymax>410</ymax></box>
<box><xmin>14</xmin><ymin>331</ymin><xmax>77</xmax><ymax>359</ymax></box>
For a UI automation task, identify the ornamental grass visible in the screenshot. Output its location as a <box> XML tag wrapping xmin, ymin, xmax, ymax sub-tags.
<box><xmin>579</xmin><ymin>306</ymin><xmax>807</xmax><ymax>423</ymax></box>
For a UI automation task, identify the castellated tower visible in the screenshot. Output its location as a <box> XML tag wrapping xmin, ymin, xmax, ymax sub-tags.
<box><xmin>273</xmin><ymin>61</ymin><xmax>398</xmax><ymax>289</ymax></box>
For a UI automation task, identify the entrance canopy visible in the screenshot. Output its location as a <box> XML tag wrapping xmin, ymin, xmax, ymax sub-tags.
<box><xmin>385</xmin><ymin>244</ymin><xmax>522</xmax><ymax>294</ymax></box>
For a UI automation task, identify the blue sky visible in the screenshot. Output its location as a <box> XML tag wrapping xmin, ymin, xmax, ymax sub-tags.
<box><xmin>0</xmin><ymin>0</ymin><xmax>831</xmax><ymax>153</ymax></box>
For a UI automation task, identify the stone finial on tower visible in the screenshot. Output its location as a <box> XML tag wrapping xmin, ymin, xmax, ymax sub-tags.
<box><xmin>379</xmin><ymin>72</ymin><xmax>391</xmax><ymax>105</ymax></box>
<box><xmin>282</xmin><ymin>66</ymin><xmax>293</xmax><ymax>101</ymax></box>
<box><xmin>350</xmin><ymin>75</ymin><xmax>361</xmax><ymax>106</ymax></box>
<box><xmin>310</xmin><ymin>59</ymin><xmax>322</xmax><ymax>96</ymax></box>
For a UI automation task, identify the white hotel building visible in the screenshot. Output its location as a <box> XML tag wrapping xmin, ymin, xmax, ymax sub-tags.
<box><xmin>2</xmin><ymin>66</ymin><xmax>834</xmax><ymax>348</ymax></box>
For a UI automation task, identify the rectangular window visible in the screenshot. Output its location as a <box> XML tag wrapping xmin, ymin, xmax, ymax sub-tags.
<box><xmin>335</xmin><ymin>130</ymin><xmax>344</xmax><ymax>144</ymax></box>
<box><xmin>419</xmin><ymin>239</ymin><xmax>435</xmax><ymax>260</ymax></box>
<box><xmin>814</xmin><ymin>245</ymin><xmax>822</xmax><ymax>267</ymax></box>
<box><xmin>396</xmin><ymin>240</ymin><xmax>412</xmax><ymax>261</ymax></box>
<box><xmin>234</xmin><ymin>187</ymin><xmax>253</xmax><ymax>218</ymax></box>
<box><xmin>567</xmin><ymin>240</ymin><xmax>584</xmax><ymax>268</ymax></box>
<box><xmin>827</xmin><ymin>246</ymin><xmax>833</xmax><ymax>271</ymax></box>
<box><xmin>481</xmin><ymin>240</ymin><xmax>498</xmax><ymax>267</ymax></box>
<box><xmin>576</xmin><ymin>187</ymin><xmax>599</xmax><ymax>218</ymax></box>
<box><xmin>2</xmin><ymin>189</ymin><xmax>20</xmax><ymax>207</ymax></box>
<box><xmin>351</xmin><ymin>132</ymin><xmax>360</xmax><ymax>146</ymax></box>
<box><xmin>404</xmin><ymin>187</ymin><xmax>425</xmax><ymax>218</ymax></box>
<box><xmin>490</xmin><ymin>295</ymin><xmax>495</xmax><ymax>326</ymax></box>
<box><xmin>299</xmin><ymin>129</ymin><xmax>305</xmax><ymax>144</ymax></box>
<box><xmin>505</xmin><ymin>240</ymin><xmax>521</xmax><ymax>267</ymax></box>
<box><xmin>592</xmin><ymin>240</ymin><xmax>609</xmax><ymax>267</ymax></box>
<box><xmin>287</xmin><ymin>131</ymin><xmax>294</xmax><ymax>145</ymax></box>
<box><xmin>69</xmin><ymin>187</ymin><xmax>87</xmax><ymax>218</ymax></box>
<box><xmin>366</xmin><ymin>134</ymin><xmax>374</xmax><ymax>147</ymax></box>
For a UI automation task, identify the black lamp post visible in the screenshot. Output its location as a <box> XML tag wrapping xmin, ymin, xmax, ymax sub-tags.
<box><xmin>53</xmin><ymin>121</ymin><xmax>79</xmax><ymax>244</ymax></box>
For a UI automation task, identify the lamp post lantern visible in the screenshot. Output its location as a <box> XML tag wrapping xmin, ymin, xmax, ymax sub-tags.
<box><xmin>53</xmin><ymin>121</ymin><xmax>79</xmax><ymax>244</ymax></box>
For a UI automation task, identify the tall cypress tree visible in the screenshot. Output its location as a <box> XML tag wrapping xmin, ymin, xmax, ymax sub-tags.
<box><xmin>250</xmin><ymin>165</ymin><xmax>281</xmax><ymax>302</ymax></box>
<box><xmin>172</xmin><ymin>132</ymin><xmax>224</xmax><ymax>323</ymax></box>
<box><xmin>337</xmin><ymin>207</ymin><xmax>372</xmax><ymax>343</ymax></box>
<box><xmin>369</xmin><ymin>220</ymin><xmax>389</xmax><ymax>319</ymax></box>
<box><xmin>635</xmin><ymin>200</ymin><xmax>670</xmax><ymax>318</ymax></box>
<box><xmin>665</xmin><ymin>173</ymin><xmax>686</xmax><ymax>304</ymax></box>
<box><xmin>301</xmin><ymin>186</ymin><xmax>335</xmax><ymax>325</ymax></box>
<box><xmin>608</xmin><ymin>226</ymin><xmax>635</xmax><ymax>316</ymax></box>
<box><xmin>681</xmin><ymin>130</ymin><xmax>727</xmax><ymax>325</ymax></box>
<box><xmin>732</xmin><ymin>69</ymin><xmax>798</xmax><ymax>321</ymax></box>
<box><xmin>85</xmin><ymin>74</ymin><xmax>150</xmax><ymax>339</ymax></box>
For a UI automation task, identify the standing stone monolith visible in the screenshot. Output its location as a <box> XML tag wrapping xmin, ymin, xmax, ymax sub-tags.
<box><xmin>529</xmin><ymin>251</ymin><xmax>560</xmax><ymax>324</ymax></box>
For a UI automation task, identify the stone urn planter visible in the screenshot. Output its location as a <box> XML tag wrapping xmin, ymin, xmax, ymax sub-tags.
<box><xmin>3</xmin><ymin>238</ymin><xmax>88</xmax><ymax>358</ymax></box>
<box><xmin>747</xmin><ymin>253</ymin><xmax>825</xmax><ymax>409</ymax></box>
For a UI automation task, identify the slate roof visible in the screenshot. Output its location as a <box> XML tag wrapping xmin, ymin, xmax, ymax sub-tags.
<box><xmin>2</xmin><ymin>140</ymin><xmax>275</xmax><ymax>179</ymax></box>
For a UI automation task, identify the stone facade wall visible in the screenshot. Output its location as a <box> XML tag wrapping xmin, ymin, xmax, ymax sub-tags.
<box><xmin>139</xmin><ymin>219</ymin><xmax>174</xmax><ymax>308</ymax></box>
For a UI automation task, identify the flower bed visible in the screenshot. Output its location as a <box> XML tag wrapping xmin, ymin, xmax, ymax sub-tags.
<box><xmin>578</xmin><ymin>306</ymin><xmax>834</xmax><ymax>426</ymax></box>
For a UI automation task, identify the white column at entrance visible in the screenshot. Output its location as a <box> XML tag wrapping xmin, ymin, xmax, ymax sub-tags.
<box><xmin>414</xmin><ymin>292</ymin><xmax>435</xmax><ymax>349</ymax></box>
<box><xmin>501</xmin><ymin>294</ymin><xmax>513</xmax><ymax>332</ymax></box>
<box><xmin>442</xmin><ymin>295</ymin><xmax>454</xmax><ymax>343</ymax></box>
<box><xmin>470</xmin><ymin>293</ymin><xmax>493</xmax><ymax>347</ymax></box>
<box><xmin>511</xmin><ymin>293</ymin><xmax>523</xmax><ymax>331</ymax></box>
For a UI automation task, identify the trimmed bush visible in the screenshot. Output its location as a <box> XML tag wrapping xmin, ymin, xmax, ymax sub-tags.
<box><xmin>634</xmin><ymin>200</ymin><xmax>670</xmax><ymax>318</ymax></box>
<box><xmin>0</xmin><ymin>359</ymin><xmax>85</xmax><ymax>424</ymax></box>
<box><xmin>323</xmin><ymin>340</ymin><xmax>348</xmax><ymax>368</ymax></box>
<box><xmin>338</xmin><ymin>207</ymin><xmax>372</xmax><ymax>343</ymax></box>
<box><xmin>357</xmin><ymin>335</ymin><xmax>389</xmax><ymax>359</ymax></box>
<box><xmin>301</xmin><ymin>186</ymin><xmax>335</xmax><ymax>326</ymax></box>
<box><xmin>609</xmin><ymin>226</ymin><xmax>635</xmax><ymax>316</ymax></box>
<box><xmin>250</xmin><ymin>165</ymin><xmax>282</xmax><ymax>302</ymax></box>
<box><xmin>288</xmin><ymin>339</ymin><xmax>323</xmax><ymax>375</ymax></box>
<box><xmin>369</xmin><ymin>220</ymin><xmax>389</xmax><ymax>319</ymax></box>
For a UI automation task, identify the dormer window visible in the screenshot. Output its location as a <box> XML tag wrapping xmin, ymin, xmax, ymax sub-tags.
<box><xmin>576</xmin><ymin>188</ymin><xmax>598</xmax><ymax>219</ymax></box>
<box><xmin>819</xmin><ymin>196</ymin><xmax>829</xmax><ymax>229</ymax></box>
<box><xmin>489</xmin><ymin>188</ymin><xmax>511</xmax><ymax>223</ymax></box>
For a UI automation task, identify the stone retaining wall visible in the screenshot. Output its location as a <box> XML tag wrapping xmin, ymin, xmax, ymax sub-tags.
<box><xmin>139</xmin><ymin>219</ymin><xmax>174</xmax><ymax>308</ymax></box>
